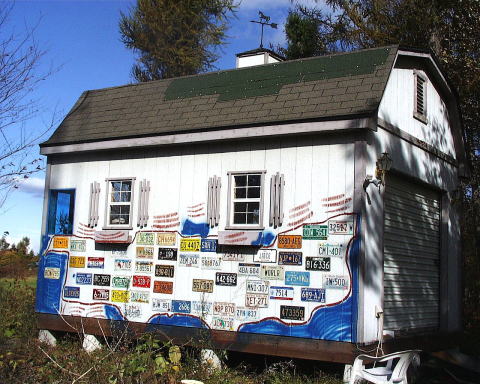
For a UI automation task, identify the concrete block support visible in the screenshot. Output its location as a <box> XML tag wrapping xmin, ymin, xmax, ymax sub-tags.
<box><xmin>82</xmin><ymin>334</ymin><xmax>102</xmax><ymax>353</ymax></box>
<box><xmin>38</xmin><ymin>329</ymin><xmax>57</xmax><ymax>347</ymax></box>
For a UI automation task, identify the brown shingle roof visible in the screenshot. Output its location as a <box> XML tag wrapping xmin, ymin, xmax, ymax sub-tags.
<box><xmin>42</xmin><ymin>45</ymin><xmax>398</xmax><ymax>147</ymax></box>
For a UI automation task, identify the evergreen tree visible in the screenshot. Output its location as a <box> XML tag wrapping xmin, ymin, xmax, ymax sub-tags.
<box><xmin>119</xmin><ymin>0</ymin><xmax>236</xmax><ymax>82</ymax></box>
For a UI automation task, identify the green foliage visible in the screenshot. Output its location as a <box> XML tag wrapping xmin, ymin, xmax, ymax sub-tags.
<box><xmin>119</xmin><ymin>0</ymin><xmax>237</xmax><ymax>82</ymax></box>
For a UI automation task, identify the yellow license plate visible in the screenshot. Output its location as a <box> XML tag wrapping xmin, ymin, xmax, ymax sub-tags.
<box><xmin>69</xmin><ymin>256</ymin><xmax>85</xmax><ymax>268</ymax></box>
<box><xmin>111</xmin><ymin>290</ymin><xmax>129</xmax><ymax>303</ymax></box>
<box><xmin>180</xmin><ymin>238</ymin><xmax>200</xmax><ymax>252</ymax></box>
<box><xmin>53</xmin><ymin>237</ymin><xmax>69</xmax><ymax>249</ymax></box>
<box><xmin>157</xmin><ymin>233</ymin><xmax>176</xmax><ymax>246</ymax></box>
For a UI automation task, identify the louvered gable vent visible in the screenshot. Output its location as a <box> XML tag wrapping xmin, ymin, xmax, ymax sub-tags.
<box><xmin>414</xmin><ymin>70</ymin><xmax>427</xmax><ymax>123</ymax></box>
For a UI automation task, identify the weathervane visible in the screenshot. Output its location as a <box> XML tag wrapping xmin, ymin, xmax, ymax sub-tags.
<box><xmin>250</xmin><ymin>11</ymin><xmax>277</xmax><ymax>49</ymax></box>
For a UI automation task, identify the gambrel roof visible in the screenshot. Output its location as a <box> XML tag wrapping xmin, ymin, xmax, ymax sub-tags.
<box><xmin>42</xmin><ymin>46</ymin><xmax>398</xmax><ymax>147</ymax></box>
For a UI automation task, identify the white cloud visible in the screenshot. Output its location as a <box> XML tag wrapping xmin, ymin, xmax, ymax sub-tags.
<box><xmin>17</xmin><ymin>177</ymin><xmax>45</xmax><ymax>198</ymax></box>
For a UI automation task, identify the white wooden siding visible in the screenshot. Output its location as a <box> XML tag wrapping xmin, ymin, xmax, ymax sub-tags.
<box><xmin>378</xmin><ymin>67</ymin><xmax>456</xmax><ymax>158</ymax></box>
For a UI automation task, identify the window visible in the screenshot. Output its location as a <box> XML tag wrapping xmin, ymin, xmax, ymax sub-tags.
<box><xmin>105</xmin><ymin>179</ymin><xmax>134</xmax><ymax>228</ymax></box>
<box><xmin>47</xmin><ymin>189</ymin><xmax>75</xmax><ymax>235</ymax></box>
<box><xmin>227</xmin><ymin>171</ymin><xmax>265</xmax><ymax>229</ymax></box>
<box><xmin>414</xmin><ymin>70</ymin><xmax>428</xmax><ymax>123</ymax></box>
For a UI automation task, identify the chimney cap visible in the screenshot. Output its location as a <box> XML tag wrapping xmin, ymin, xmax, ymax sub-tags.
<box><xmin>236</xmin><ymin>47</ymin><xmax>285</xmax><ymax>61</ymax></box>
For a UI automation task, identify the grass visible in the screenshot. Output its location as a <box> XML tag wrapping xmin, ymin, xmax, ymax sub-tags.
<box><xmin>0</xmin><ymin>276</ymin><xmax>343</xmax><ymax>384</ymax></box>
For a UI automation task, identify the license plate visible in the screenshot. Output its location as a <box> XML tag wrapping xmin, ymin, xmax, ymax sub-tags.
<box><xmin>137</xmin><ymin>232</ymin><xmax>155</xmax><ymax>245</ymax></box>
<box><xmin>172</xmin><ymin>300</ymin><xmax>191</xmax><ymax>313</ymax></box>
<box><xmin>301</xmin><ymin>288</ymin><xmax>326</xmax><ymax>302</ymax></box>
<box><xmin>236</xmin><ymin>307</ymin><xmax>259</xmax><ymax>321</ymax></box>
<box><xmin>125</xmin><ymin>304</ymin><xmax>142</xmax><ymax>318</ymax></box>
<box><xmin>130</xmin><ymin>290</ymin><xmax>150</xmax><ymax>303</ymax></box>
<box><xmin>285</xmin><ymin>271</ymin><xmax>310</xmax><ymax>286</ymax></box>
<box><xmin>152</xmin><ymin>298</ymin><xmax>171</xmax><ymax>312</ymax></box>
<box><xmin>112</xmin><ymin>276</ymin><xmax>130</xmax><ymax>288</ymax></box>
<box><xmin>111</xmin><ymin>290</ymin><xmax>129</xmax><ymax>303</ymax></box>
<box><xmin>280</xmin><ymin>305</ymin><xmax>305</xmax><ymax>321</ymax></box>
<box><xmin>70</xmin><ymin>239</ymin><xmax>86</xmax><ymax>252</ymax></box>
<box><xmin>44</xmin><ymin>267</ymin><xmax>60</xmax><ymax>279</ymax></box>
<box><xmin>260</xmin><ymin>265</ymin><xmax>285</xmax><ymax>280</ymax></box>
<box><xmin>213</xmin><ymin>302</ymin><xmax>235</xmax><ymax>316</ymax></box>
<box><xmin>201</xmin><ymin>239</ymin><xmax>217</xmax><ymax>252</ymax></box>
<box><xmin>157</xmin><ymin>232</ymin><xmax>176</xmax><ymax>246</ymax></box>
<box><xmin>192</xmin><ymin>279</ymin><xmax>214</xmax><ymax>293</ymax></box>
<box><xmin>158</xmin><ymin>247</ymin><xmax>177</xmax><ymax>261</ymax></box>
<box><xmin>133</xmin><ymin>275</ymin><xmax>151</xmax><ymax>288</ymax></box>
<box><xmin>69</xmin><ymin>256</ymin><xmax>85</xmax><ymax>268</ymax></box>
<box><xmin>135</xmin><ymin>261</ymin><xmax>154</xmax><ymax>273</ymax></box>
<box><xmin>155</xmin><ymin>264</ymin><xmax>175</xmax><ymax>278</ymax></box>
<box><xmin>93</xmin><ymin>288</ymin><xmax>109</xmax><ymax>301</ymax></box>
<box><xmin>63</xmin><ymin>286</ymin><xmax>80</xmax><ymax>298</ymax></box>
<box><xmin>179</xmin><ymin>254</ymin><xmax>199</xmax><ymax>267</ymax></box>
<box><xmin>318</xmin><ymin>243</ymin><xmax>344</xmax><ymax>258</ymax></box>
<box><xmin>136</xmin><ymin>246</ymin><xmax>154</xmax><ymax>259</ymax></box>
<box><xmin>76</xmin><ymin>272</ymin><xmax>92</xmax><ymax>285</ymax></box>
<box><xmin>153</xmin><ymin>280</ymin><xmax>173</xmax><ymax>294</ymax></box>
<box><xmin>277</xmin><ymin>235</ymin><xmax>302</xmax><ymax>249</ymax></box>
<box><xmin>328</xmin><ymin>220</ymin><xmax>354</xmax><ymax>235</ymax></box>
<box><xmin>201</xmin><ymin>256</ymin><xmax>222</xmax><ymax>270</ymax></box>
<box><xmin>323</xmin><ymin>275</ymin><xmax>349</xmax><ymax>289</ymax></box>
<box><xmin>253</xmin><ymin>249</ymin><xmax>277</xmax><ymax>263</ymax></box>
<box><xmin>87</xmin><ymin>257</ymin><xmax>104</xmax><ymax>269</ymax></box>
<box><xmin>114</xmin><ymin>258</ymin><xmax>131</xmax><ymax>271</ymax></box>
<box><xmin>93</xmin><ymin>274</ymin><xmax>110</xmax><ymax>286</ymax></box>
<box><xmin>245</xmin><ymin>294</ymin><xmax>268</xmax><ymax>308</ymax></box>
<box><xmin>238</xmin><ymin>263</ymin><xmax>260</xmax><ymax>276</ymax></box>
<box><xmin>269</xmin><ymin>286</ymin><xmax>294</xmax><ymax>300</ymax></box>
<box><xmin>180</xmin><ymin>238</ymin><xmax>200</xmax><ymax>252</ymax></box>
<box><xmin>305</xmin><ymin>257</ymin><xmax>331</xmax><ymax>271</ymax></box>
<box><xmin>212</xmin><ymin>316</ymin><xmax>234</xmax><ymax>330</ymax></box>
<box><xmin>215</xmin><ymin>272</ymin><xmax>237</xmax><ymax>286</ymax></box>
<box><xmin>303</xmin><ymin>225</ymin><xmax>328</xmax><ymax>240</ymax></box>
<box><xmin>246</xmin><ymin>279</ymin><xmax>269</xmax><ymax>294</ymax></box>
<box><xmin>222</xmin><ymin>253</ymin><xmax>246</xmax><ymax>261</ymax></box>
<box><xmin>192</xmin><ymin>301</ymin><xmax>212</xmax><ymax>315</ymax></box>
<box><xmin>278</xmin><ymin>251</ymin><xmax>302</xmax><ymax>265</ymax></box>
<box><xmin>53</xmin><ymin>237</ymin><xmax>69</xmax><ymax>249</ymax></box>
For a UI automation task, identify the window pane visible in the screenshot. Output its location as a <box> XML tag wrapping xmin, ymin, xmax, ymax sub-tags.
<box><xmin>112</xmin><ymin>182</ymin><xmax>122</xmax><ymax>192</ymax></box>
<box><xmin>111</xmin><ymin>191</ymin><xmax>121</xmax><ymax>202</ymax></box>
<box><xmin>248</xmin><ymin>174</ymin><xmax>261</xmax><ymax>186</ymax></box>
<box><xmin>234</xmin><ymin>175</ymin><xmax>247</xmax><ymax>187</ymax></box>
<box><xmin>246</xmin><ymin>202</ymin><xmax>259</xmax><ymax>214</ymax></box>
<box><xmin>246</xmin><ymin>212</ymin><xmax>259</xmax><ymax>224</ymax></box>
<box><xmin>120</xmin><ymin>191</ymin><xmax>131</xmax><ymax>202</ymax></box>
<box><xmin>234</xmin><ymin>213</ymin><xmax>246</xmax><ymax>224</ymax></box>
<box><xmin>234</xmin><ymin>187</ymin><xmax>246</xmax><ymax>198</ymax></box>
<box><xmin>247</xmin><ymin>187</ymin><xmax>260</xmax><ymax>198</ymax></box>
<box><xmin>119</xmin><ymin>205</ymin><xmax>130</xmax><ymax>215</ymax></box>
<box><xmin>234</xmin><ymin>202</ymin><xmax>247</xmax><ymax>213</ymax></box>
<box><xmin>121</xmin><ymin>181</ymin><xmax>131</xmax><ymax>192</ymax></box>
<box><xmin>111</xmin><ymin>205</ymin><xmax>121</xmax><ymax>214</ymax></box>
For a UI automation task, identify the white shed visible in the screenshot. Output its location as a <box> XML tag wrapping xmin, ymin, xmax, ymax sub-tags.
<box><xmin>36</xmin><ymin>46</ymin><xmax>467</xmax><ymax>363</ymax></box>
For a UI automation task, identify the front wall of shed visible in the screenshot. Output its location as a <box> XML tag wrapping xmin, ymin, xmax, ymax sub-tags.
<box><xmin>359</xmin><ymin>118</ymin><xmax>461</xmax><ymax>343</ymax></box>
<box><xmin>37</xmin><ymin>138</ymin><xmax>361</xmax><ymax>344</ymax></box>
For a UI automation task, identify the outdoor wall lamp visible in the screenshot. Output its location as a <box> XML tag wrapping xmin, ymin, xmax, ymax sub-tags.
<box><xmin>363</xmin><ymin>152</ymin><xmax>393</xmax><ymax>205</ymax></box>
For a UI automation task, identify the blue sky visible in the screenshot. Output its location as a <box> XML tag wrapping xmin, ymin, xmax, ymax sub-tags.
<box><xmin>0</xmin><ymin>0</ymin><xmax>321</xmax><ymax>252</ymax></box>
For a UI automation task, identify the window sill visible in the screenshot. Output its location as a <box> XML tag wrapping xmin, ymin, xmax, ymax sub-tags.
<box><xmin>224</xmin><ymin>226</ymin><xmax>265</xmax><ymax>231</ymax></box>
<box><xmin>413</xmin><ymin>112</ymin><xmax>428</xmax><ymax>124</ymax></box>
<box><xmin>102</xmin><ymin>226</ymin><xmax>133</xmax><ymax>231</ymax></box>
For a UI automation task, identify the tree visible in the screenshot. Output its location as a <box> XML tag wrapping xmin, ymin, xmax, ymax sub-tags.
<box><xmin>119</xmin><ymin>0</ymin><xmax>236</xmax><ymax>82</ymax></box>
<box><xmin>0</xmin><ymin>3</ymin><xmax>54</xmax><ymax>209</ymax></box>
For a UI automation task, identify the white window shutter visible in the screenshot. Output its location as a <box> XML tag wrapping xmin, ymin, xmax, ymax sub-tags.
<box><xmin>207</xmin><ymin>175</ymin><xmax>221</xmax><ymax>228</ymax></box>
<box><xmin>137</xmin><ymin>179</ymin><xmax>150</xmax><ymax>228</ymax></box>
<box><xmin>88</xmin><ymin>181</ymin><xmax>101</xmax><ymax>227</ymax></box>
<box><xmin>269</xmin><ymin>172</ymin><xmax>285</xmax><ymax>228</ymax></box>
